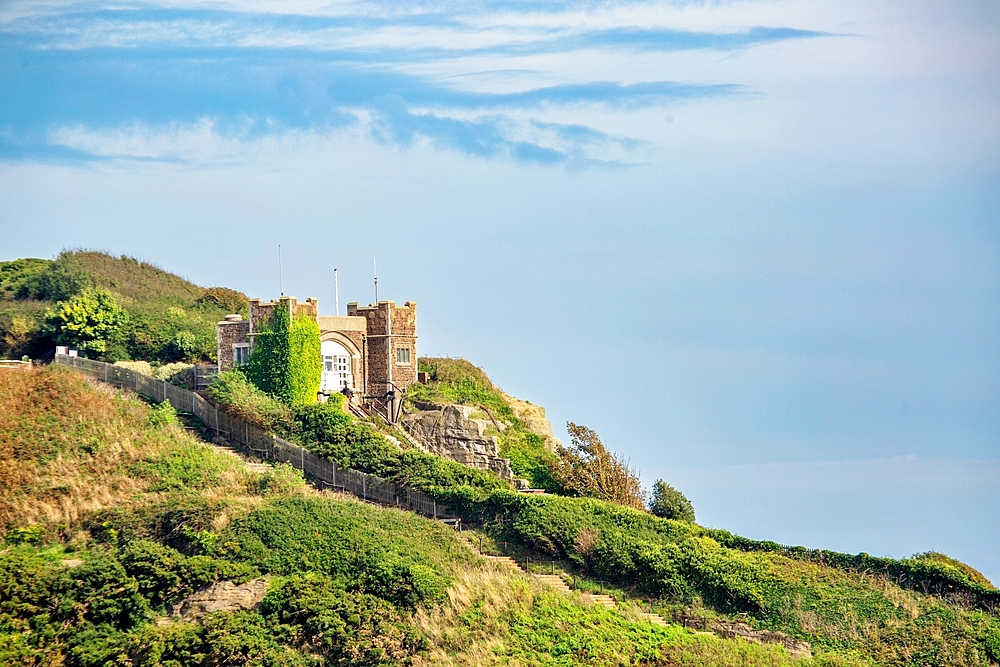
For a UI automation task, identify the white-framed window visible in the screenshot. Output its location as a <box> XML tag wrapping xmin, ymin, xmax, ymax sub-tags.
<box><xmin>233</xmin><ymin>344</ymin><xmax>250</xmax><ymax>367</ymax></box>
<box><xmin>395</xmin><ymin>347</ymin><xmax>411</xmax><ymax>364</ymax></box>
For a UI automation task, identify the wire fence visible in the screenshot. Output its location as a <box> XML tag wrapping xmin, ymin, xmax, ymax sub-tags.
<box><xmin>54</xmin><ymin>354</ymin><xmax>457</xmax><ymax>521</ymax></box>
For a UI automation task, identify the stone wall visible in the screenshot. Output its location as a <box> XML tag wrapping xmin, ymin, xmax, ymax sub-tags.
<box><xmin>347</xmin><ymin>301</ymin><xmax>417</xmax><ymax>396</ymax></box>
<box><xmin>401</xmin><ymin>403</ymin><xmax>513</xmax><ymax>479</ymax></box>
<box><xmin>216</xmin><ymin>317</ymin><xmax>249</xmax><ymax>372</ymax></box>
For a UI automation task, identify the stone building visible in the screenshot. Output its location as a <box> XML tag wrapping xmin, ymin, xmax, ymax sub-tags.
<box><xmin>217</xmin><ymin>296</ymin><xmax>417</xmax><ymax>414</ymax></box>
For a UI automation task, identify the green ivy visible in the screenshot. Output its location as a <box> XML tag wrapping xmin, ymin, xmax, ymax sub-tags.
<box><xmin>288</xmin><ymin>312</ymin><xmax>322</xmax><ymax>405</ymax></box>
<box><xmin>245</xmin><ymin>300</ymin><xmax>321</xmax><ymax>405</ymax></box>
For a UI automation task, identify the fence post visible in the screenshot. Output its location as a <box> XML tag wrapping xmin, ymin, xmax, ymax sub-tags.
<box><xmin>363</xmin><ymin>476</ymin><xmax>366</xmax><ymax>500</ymax></box>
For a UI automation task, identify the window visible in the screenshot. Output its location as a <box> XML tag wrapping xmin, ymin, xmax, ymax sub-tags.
<box><xmin>395</xmin><ymin>347</ymin><xmax>411</xmax><ymax>364</ymax></box>
<box><xmin>233</xmin><ymin>344</ymin><xmax>250</xmax><ymax>367</ymax></box>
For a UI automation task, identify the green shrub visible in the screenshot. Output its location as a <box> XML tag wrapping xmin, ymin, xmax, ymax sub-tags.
<box><xmin>167</xmin><ymin>330</ymin><xmax>199</xmax><ymax>361</ymax></box>
<box><xmin>147</xmin><ymin>400</ymin><xmax>179</xmax><ymax>429</ymax></box>
<box><xmin>262</xmin><ymin>573</ymin><xmax>422</xmax><ymax>665</ymax></box>
<box><xmin>217</xmin><ymin>496</ymin><xmax>466</xmax><ymax>607</ymax></box>
<box><xmin>4</xmin><ymin>524</ymin><xmax>46</xmax><ymax>545</ymax></box>
<box><xmin>251</xmin><ymin>463</ymin><xmax>308</xmax><ymax>496</ymax></box>
<box><xmin>208</xmin><ymin>370</ymin><xmax>294</xmax><ymax>433</ymax></box>
<box><xmin>119</xmin><ymin>539</ymin><xmax>258</xmax><ymax>609</ymax></box>
<box><xmin>44</xmin><ymin>288</ymin><xmax>128</xmax><ymax>355</ymax></box>
<box><xmin>649</xmin><ymin>479</ymin><xmax>696</xmax><ymax>522</ymax></box>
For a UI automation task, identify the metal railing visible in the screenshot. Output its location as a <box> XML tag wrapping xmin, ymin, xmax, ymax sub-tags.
<box><xmin>54</xmin><ymin>354</ymin><xmax>458</xmax><ymax>521</ymax></box>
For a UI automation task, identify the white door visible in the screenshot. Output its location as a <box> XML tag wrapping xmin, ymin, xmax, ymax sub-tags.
<box><xmin>321</xmin><ymin>340</ymin><xmax>354</xmax><ymax>392</ymax></box>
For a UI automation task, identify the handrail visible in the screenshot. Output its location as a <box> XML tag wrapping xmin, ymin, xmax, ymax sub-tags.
<box><xmin>54</xmin><ymin>354</ymin><xmax>459</xmax><ymax>521</ymax></box>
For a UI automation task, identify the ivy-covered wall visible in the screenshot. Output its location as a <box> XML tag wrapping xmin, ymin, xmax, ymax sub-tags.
<box><xmin>289</xmin><ymin>313</ymin><xmax>321</xmax><ymax>404</ymax></box>
<box><xmin>246</xmin><ymin>298</ymin><xmax>321</xmax><ymax>405</ymax></box>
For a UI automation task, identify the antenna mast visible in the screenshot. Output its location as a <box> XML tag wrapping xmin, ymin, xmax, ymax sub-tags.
<box><xmin>278</xmin><ymin>245</ymin><xmax>284</xmax><ymax>297</ymax></box>
<box><xmin>334</xmin><ymin>268</ymin><xmax>340</xmax><ymax>316</ymax></box>
<box><xmin>373</xmin><ymin>257</ymin><xmax>378</xmax><ymax>304</ymax></box>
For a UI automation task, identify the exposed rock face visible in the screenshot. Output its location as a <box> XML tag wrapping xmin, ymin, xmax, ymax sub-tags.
<box><xmin>711</xmin><ymin>621</ymin><xmax>812</xmax><ymax>659</ymax></box>
<box><xmin>401</xmin><ymin>403</ymin><xmax>513</xmax><ymax>479</ymax></box>
<box><xmin>499</xmin><ymin>391</ymin><xmax>561</xmax><ymax>452</ymax></box>
<box><xmin>170</xmin><ymin>578</ymin><xmax>270</xmax><ymax>621</ymax></box>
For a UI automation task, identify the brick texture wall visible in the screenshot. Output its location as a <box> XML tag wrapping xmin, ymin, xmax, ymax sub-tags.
<box><xmin>347</xmin><ymin>301</ymin><xmax>417</xmax><ymax>396</ymax></box>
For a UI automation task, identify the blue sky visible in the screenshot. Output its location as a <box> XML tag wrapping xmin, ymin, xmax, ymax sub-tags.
<box><xmin>1</xmin><ymin>0</ymin><xmax>998</xmax><ymax>581</ymax></box>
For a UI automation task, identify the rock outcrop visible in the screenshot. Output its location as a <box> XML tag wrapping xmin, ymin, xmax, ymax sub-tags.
<box><xmin>170</xmin><ymin>578</ymin><xmax>271</xmax><ymax>621</ymax></box>
<box><xmin>401</xmin><ymin>403</ymin><xmax>513</xmax><ymax>479</ymax></box>
<box><xmin>499</xmin><ymin>391</ymin><xmax>561</xmax><ymax>452</ymax></box>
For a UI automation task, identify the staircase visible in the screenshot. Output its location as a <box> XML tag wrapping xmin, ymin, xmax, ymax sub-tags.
<box><xmin>483</xmin><ymin>555</ymin><xmax>669</xmax><ymax>625</ymax></box>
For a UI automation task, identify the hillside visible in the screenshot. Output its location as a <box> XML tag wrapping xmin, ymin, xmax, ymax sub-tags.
<box><xmin>1</xmin><ymin>253</ymin><xmax>998</xmax><ymax>666</ymax></box>
<box><xmin>0</xmin><ymin>251</ymin><xmax>247</xmax><ymax>362</ymax></box>
<box><xmin>0</xmin><ymin>365</ymin><xmax>863</xmax><ymax>667</ymax></box>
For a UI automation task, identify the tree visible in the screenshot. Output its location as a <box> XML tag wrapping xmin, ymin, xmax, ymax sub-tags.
<box><xmin>246</xmin><ymin>298</ymin><xmax>321</xmax><ymax>405</ymax></box>
<box><xmin>649</xmin><ymin>479</ymin><xmax>695</xmax><ymax>522</ymax></box>
<box><xmin>550</xmin><ymin>423</ymin><xmax>646</xmax><ymax>510</ymax></box>
<box><xmin>45</xmin><ymin>288</ymin><xmax>127</xmax><ymax>355</ymax></box>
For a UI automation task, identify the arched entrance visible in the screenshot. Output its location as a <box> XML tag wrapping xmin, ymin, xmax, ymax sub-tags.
<box><xmin>320</xmin><ymin>339</ymin><xmax>355</xmax><ymax>392</ymax></box>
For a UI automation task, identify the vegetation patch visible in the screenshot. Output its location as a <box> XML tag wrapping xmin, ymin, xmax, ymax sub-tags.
<box><xmin>0</xmin><ymin>251</ymin><xmax>246</xmax><ymax>362</ymax></box>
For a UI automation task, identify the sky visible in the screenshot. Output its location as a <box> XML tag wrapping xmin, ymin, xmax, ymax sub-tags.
<box><xmin>1</xmin><ymin>0</ymin><xmax>998</xmax><ymax>581</ymax></box>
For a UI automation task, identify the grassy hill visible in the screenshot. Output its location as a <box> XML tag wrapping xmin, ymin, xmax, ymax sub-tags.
<box><xmin>0</xmin><ymin>250</ymin><xmax>247</xmax><ymax>362</ymax></box>
<box><xmin>2</xmin><ymin>253</ymin><xmax>998</xmax><ymax>666</ymax></box>
<box><xmin>0</xmin><ymin>366</ymin><xmax>860</xmax><ymax>667</ymax></box>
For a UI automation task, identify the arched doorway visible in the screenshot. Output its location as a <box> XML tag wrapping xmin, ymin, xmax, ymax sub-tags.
<box><xmin>320</xmin><ymin>339</ymin><xmax>355</xmax><ymax>392</ymax></box>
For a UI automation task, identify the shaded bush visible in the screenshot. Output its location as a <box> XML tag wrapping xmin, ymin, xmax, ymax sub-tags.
<box><xmin>649</xmin><ymin>479</ymin><xmax>695</xmax><ymax>522</ymax></box>
<box><xmin>262</xmin><ymin>573</ymin><xmax>422</xmax><ymax>665</ymax></box>
<box><xmin>208</xmin><ymin>370</ymin><xmax>294</xmax><ymax>433</ymax></box>
<box><xmin>119</xmin><ymin>539</ymin><xmax>258</xmax><ymax>609</ymax></box>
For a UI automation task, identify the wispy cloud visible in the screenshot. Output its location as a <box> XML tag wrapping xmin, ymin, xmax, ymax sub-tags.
<box><xmin>0</xmin><ymin>0</ymin><xmax>829</xmax><ymax>164</ymax></box>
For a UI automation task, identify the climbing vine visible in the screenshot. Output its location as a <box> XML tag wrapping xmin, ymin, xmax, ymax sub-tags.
<box><xmin>246</xmin><ymin>299</ymin><xmax>321</xmax><ymax>405</ymax></box>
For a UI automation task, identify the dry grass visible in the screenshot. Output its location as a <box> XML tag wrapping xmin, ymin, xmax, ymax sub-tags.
<box><xmin>0</xmin><ymin>365</ymin><xmax>252</xmax><ymax>535</ymax></box>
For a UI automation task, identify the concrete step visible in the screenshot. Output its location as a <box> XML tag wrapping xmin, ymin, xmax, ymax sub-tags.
<box><xmin>484</xmin><ymin>556</ymin><xmax>520</xmax><ymax>568</ymax></box>
<box><xmin>638</xmin><ymin>612</ymin><xmax>670</xmax><ymax>626</ymax></box>
<box><xmin>589</xmin><ymin>595</ymin><xmax>617</xmax><ymax>608</ymax></box>
<box><xmin>532</xmin><ymin>575</ymin><xmax>571</xmax><ymax>591</ymax></box>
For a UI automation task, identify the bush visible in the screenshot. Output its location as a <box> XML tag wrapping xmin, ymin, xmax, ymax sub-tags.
<box><xmin>262</xmin><ymin>573</ymin><xmax>421</xmax><ymax>665</ymax></box>
<box><xmin>44</xmin><ymin>288</ymin><xmax>128</xmax><ymax>355</ymax></box>
<box><xmin>218</xmin><ymin>496</ymin><xmax>465</xmax><ymax>608</ymax></box>
<box><xmin>251</xmin><ymin>463</ymin><xmax>308</xmax><ymax>496</ymax></box>
<box><xmin>119</xmin><ymin>539</ymin><xmax>258</xmax><ymax>609</ymax></box>
<box><xmin>208</xmin><ymin>370</ymin><xmax>294</xmax><ymax>433</ymax></box>
<box><xmin>147</xmin><ymin>400</ymin><xmax>179</xmax><ymax>429</ymax></box>
<box><xmin>649</xmin><ymin>479</ymin><xmax>696</xmax><ymax>522</ymax></box>
<box><xmin>167</xmin><ymin>330</ymin><xmax>199</xmax><ymax>361</ymax></box>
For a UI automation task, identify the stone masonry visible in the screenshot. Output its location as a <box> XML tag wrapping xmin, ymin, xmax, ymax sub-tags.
<box><xmin>347</xmin><ymin>301</ymin><xmax>417</xmax><ymax>396</ymax></box>
<box><xmin>216</xmin><ymin>315</ymin><xmax>249</xmax><ymax>373</ymax></box>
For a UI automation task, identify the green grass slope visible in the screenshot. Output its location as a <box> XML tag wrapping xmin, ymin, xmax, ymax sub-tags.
<box><xmin>0</xmin><ymin>251</ymin><xmax>247</xmax><ymax>362</ymax></box>
<box><xmin>3</xmin><ymin>366</ymin><xmax>852</xmax><ymax>667</ymax></box>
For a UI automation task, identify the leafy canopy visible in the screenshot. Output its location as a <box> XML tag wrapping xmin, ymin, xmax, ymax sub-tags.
<box><xmin>550</xmin><ymin>422</ymin><xmax>646</xmax><ymax>510</ymax></box>
<box><xmin>44</xmin><ymin>288</ymin><xmax>128</xmax><ymax>353</ymax></box>
<box><xmin>649</xmin><ymin>479</ymin><xmax>696</xmax><ymax>522</ymax></box>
